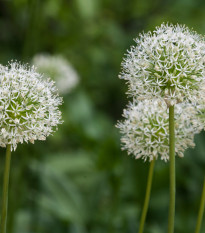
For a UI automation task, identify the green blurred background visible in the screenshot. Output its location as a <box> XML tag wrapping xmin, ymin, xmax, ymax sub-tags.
<box><xmin>0</xmin><ymin>0</ymin><xmax>205</xmax><ymax>232</ymax></box>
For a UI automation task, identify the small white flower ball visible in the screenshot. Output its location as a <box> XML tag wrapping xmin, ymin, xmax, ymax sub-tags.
<box><xmin>0</xmin><ymin>62</ymin><xmax>63</xmax><ymax>150</ymax></box>
<box><xmin>32</xmin><ymin>54</ymin><xmax>79</xmax><ymax>95</ymax></box>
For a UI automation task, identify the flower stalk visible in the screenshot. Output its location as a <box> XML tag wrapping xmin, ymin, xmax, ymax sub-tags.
<box><xmin>138</xmin><ymin>159</ymin><xmax>155</xmax><ymax>233</ymax></box>
<box><xmin>194</xmin><ymin>177</ymin><xmax>205</xmax><ymax>233</ymax></box>
<box><xmin>0</xmin><ymin>145</ymin><xmax>12</xmax><ymax>233</ymax></box>
<box><xmin>168</xmin><ymin>105</ymin><xmax>175</xmax><ymax>233</ymax></box>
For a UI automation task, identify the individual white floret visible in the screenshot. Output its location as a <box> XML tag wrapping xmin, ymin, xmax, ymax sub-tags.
<box><xmin>116</xmin><ymin>99</ymin><xmax>202</xmax><ymax>161</ymax></box>
<box><xmin>0</xmin><ymin>62</ymin><xmax>63</xmax><ymax>150</ymax></box>
<box><xmin>32</xmin><ymin>54</ymin><xmax>79</xmax><ymax>95</ymax></box>
<box><xmin>119</xmin><ymin>23</ymin><xmax>205</xmax><ymax>106</ymax></box>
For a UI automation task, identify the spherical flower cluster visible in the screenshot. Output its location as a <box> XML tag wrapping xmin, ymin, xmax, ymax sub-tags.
<box><xmin>0</xmin><ymin>62</ymin><xmax>63</xmax><ymax>150</ymax></box>
<box><xmin>116</xmin><ymin>99</ymin><xmax>202</xmax><ymax>161</ymax></box>
<box><xmin>119</xmin><ymin>23</ymin><xmax>205</xmax><ymax>106</ymax></box>
<box><xmin>32</xmin><ymin>54</ymin><xmax>79</xmax><ymax>95</ymax></box>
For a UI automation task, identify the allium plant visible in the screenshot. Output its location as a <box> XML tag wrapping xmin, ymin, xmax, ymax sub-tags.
<box><xmin>0</xmin><ymin>62</ymin><xmax>62</xmax><ymax>233</ymax></box>
<box><xmin>117</xmin><ymin>23</ymin><xmax>205</xmax><ymax>233</ymax></box>
<box><xmin>32</xmin><ymin>54</ymin><xmax>79</xmax><ymax>95</ymax></box>
<box><xmin>117</xmin><ymin>98</ymin><xmax>202</xmax><ymax>233</ymax></box>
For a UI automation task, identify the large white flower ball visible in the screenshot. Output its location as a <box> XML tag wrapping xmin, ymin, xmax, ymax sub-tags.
<box><xmin>119</xmin><ymin>23</ymin><xmax>205</xmax><ymax>106</ymax></box>
<box><xmin>0</xmin><ymin>62</ymin><xmax>63</xmax><ymax>150</ymax></box>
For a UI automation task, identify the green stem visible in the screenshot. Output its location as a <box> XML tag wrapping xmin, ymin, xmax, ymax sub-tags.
<box><xmin>0</xmin><ymin>145</ymin><xmax>12</xmax><ymax>233</ymax></box>
<box><xmin>22</xmin><ymin>0</ymin><xmax>41</xmax><ymax>60</ymax></box>
<box><xmin>168</xmin><ymin>105</ymin><xmax>175</xmax><ymax>233</ymax></box>
<box><xmin>194</xmin><ymin>177</ymin><xmax>205</xmax><ymax>233</ymax></box>
<box><xmin>138</xmin><ymin>159</ymin><xmax>155</xmax><ymax>233</ymax></box>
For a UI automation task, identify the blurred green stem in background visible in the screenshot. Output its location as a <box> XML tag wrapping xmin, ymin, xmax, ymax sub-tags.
<box><xmin>0</xmin><ymin>145</ymin><xmax>12</xmax><ymax>233</ymax></box>
<box><xmin>168</xmin><ymin>105</ymin><xmax>175</xmax><ymax>233</ymax></box>
<box><xmin>23</xmin><ymin>0</ymin><xmax>41</xmax><ymax>60</ymax></box>
<box><xmin>195</xmin><ymin>177</ymin><xmax>205</xmax><ymax>233</ymax></box>
<box><xmin>138</xmin><ymin>159</ymin><xmax>155</xmax><ymax>233</ymax></box>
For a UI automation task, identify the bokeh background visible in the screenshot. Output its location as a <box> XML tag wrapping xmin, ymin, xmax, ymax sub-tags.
<box><xmin>0</xmin><ymin>0</ymin><xmax>205</xmax><ymax>233</ymax></box>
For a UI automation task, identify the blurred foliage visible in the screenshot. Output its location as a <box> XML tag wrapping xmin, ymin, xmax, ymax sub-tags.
<box><xmin>0</xmin><ymin>0</ymin><xmax>205</xmax><ymax>233</ymax></box>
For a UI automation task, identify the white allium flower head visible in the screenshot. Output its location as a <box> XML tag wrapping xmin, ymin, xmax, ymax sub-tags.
<box><xmin>32</xmin><ymin>54</ymin><xmax>79</xmax><ymax>95</ymax></box>
<box><xmin>116</xmin><ymin>99</ymin><xmax>202</xmax><ymax>161</ymax></box>
<box><xmin>0</xmin><ymin>62</ymin><xmax>63</xmax><ymax>151</ymax></box>
<box><xmin>119</xmin><ymin>23</ymin><xmax>205</xmax><ymax>106</ymax></box>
